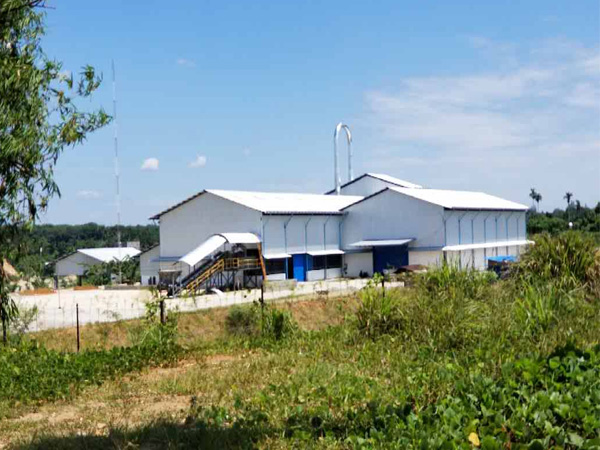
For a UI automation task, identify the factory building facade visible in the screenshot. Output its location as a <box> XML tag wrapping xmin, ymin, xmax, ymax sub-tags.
<box><xmin>142</xmin><ymin>173</ymin><xmax>529</xmax><ymax>289</ymax></box>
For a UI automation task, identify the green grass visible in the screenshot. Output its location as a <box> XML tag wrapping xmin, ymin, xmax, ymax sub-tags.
<box><xmin>2</xmin><ymin>232</ymin><xmax>599</xmax><ymax>449</ymax></box>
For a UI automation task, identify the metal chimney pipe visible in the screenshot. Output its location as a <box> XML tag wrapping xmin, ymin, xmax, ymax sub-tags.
<box><xmin>333</xmin><ymin>122</ymin><xmax>353</xmax><ymax>195</ymax></box>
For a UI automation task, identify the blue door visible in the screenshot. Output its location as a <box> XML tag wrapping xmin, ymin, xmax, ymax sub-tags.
<box><xmin>373</xmin><ymin>245</ymin><xmax>409</xmax><ymax>273</ymax></box>
<box><xmin>292</xmin><ymin>254</ymin><xmax>307</xmax><ymax>281</ymax></box>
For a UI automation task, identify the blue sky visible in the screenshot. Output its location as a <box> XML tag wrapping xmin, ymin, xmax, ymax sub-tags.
<box><xmin>41</xmin><ymin>0</ymin><xmax>599</xmax><ymax>225</ymax></box>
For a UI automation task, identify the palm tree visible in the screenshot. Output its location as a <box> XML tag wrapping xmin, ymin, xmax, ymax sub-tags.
<box><xmin>564</xmin><ymin>192</ymin><xmax>574</xmax><ymax>221</ymax></box>
<box><xmin>529</xmin><ymin>188</ymin><xmax>538</xmax><ymax>210</ymax></box>
<box><xmin>534</xmin><ymin>192</ymin><xmax>542</xmax><ymax>212</ymax></box>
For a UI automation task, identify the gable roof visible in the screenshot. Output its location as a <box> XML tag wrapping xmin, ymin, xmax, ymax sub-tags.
<box><xmin>325</xmin><ymin>172</ymin><xmax>422</xmax><ymax>194</ymax></box>
<box><xmin>207</xmin><ymin>189</ymin><xmax>362</xmax><ymax>214</ymax></box>
<box><xmin>343</xmin><ymin>187</ymin><xmax>527</xmax><ymax>211</ymax></box>
<box><xmin>77</xmin><ymin>247</ymin><xmax>141</xmax><ymax>263</ymax></box>
<box><xmin>151</xmin><ymin>189</ymin><xmax>363</xmax><ymax>219</ymax></box>
<box><xmin>388</xmin><ymin>187</ymin><xmax>528</xmax><ymax>211</ymax></box>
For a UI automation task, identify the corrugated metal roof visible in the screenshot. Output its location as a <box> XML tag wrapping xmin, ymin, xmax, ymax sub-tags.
<box><xmin>388</xmin><ymin>187</ymin><xmax>528</xmax><ymax>211</ymax></box>
<box><xmin>367</xmin><ymin>173</ymin><xmax>422</xmax><ymax>189</ymax></box>
<box><xmin>307</xmin><ymin>249</ymin><xmax>345</xmax><ymax>256</ymax></box>
<box><xmin>180</xmin><ymin>235</ymin><xmax>226</xmax><ymax>267</ymax></box>
<box><xmin>219</xmin><ymin>232</ymin><xmax>260</xmax><ymax>244</ymax></box>
<box><xmin>78</xmin><ymin>247</ymin><xmax>141</xmax><ymax>263</ymax></box>
<box><xmin>263</xmin><ymin>253</ymin><xmax>291</xmax><ymax>259</ymax></box>
<box><xmin>349</xmin><ymin>239</ymin><xmax>414</xmax><ymax>248</ymax></box>
<box><xmin>324</xmin><ymin>172</ymin><xmax>422</xmax><ymax>194</ymax></box>
<box><xmin>442</xmin><ymin>240</ymin><xmax>533</xmax><ymax>252</ymax></box>
<box><xmin>206</xmin><ymin>189</ymin><xmax>362</xmax><ymax>214</ymax></box>
<box><xmin>150</xmin><ymin>189</ymin><xmax>363</xmax><ymax>219</ymax></box>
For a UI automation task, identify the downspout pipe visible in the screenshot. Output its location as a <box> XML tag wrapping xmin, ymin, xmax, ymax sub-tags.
<box><xmin>334</xmin><ymin>123</ymin><xmax>353</xmax><ymax>195</ymax></box>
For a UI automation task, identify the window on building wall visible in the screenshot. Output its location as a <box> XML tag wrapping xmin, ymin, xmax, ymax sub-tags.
<box><xmin>266</xmin><ymin>258</ymin><xmax>286</xmax><ymax>274</ymax></box>
<box><xmin>311</xmin><ymin>255</ymin><xmax>326</xmax><ymax>270</ymax></box>
<box><xmin>326</xmin><ymin>254</ymin><xmax>342</xmax><ymax>269</ymax></box>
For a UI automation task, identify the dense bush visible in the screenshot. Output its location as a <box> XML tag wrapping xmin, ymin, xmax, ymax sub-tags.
<box><xmin>355</xmin><ymin>274</ymin><xmax>405</xmax><ymax>339</ymax></box>
<box><xmin>514</xmin><ymin>231</ymin><xmax>599</xmax><ymax>294</ymax></box>
<box><xmin>225</xmin><ymin>304</ymin><xmax>261</xmax><ymax>337</ymax></box>
<box><xmin>225</xmin><ymin>303</ymin><xmax>297</xmax><ymax>341</ymax></box>
<box><xmin>415</xmin><ymin>262</ymin><xmax>497</xmax><ymax>301</ymax></box>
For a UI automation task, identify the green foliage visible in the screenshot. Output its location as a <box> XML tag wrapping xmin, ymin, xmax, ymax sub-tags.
<box><xmin>0</xmin><ymin>338</ymin><xmax>181</xmax><ymax>406</ymax></box>
<box><xmin>416</xmin><ymin>262</ymin><xmax>497</xmax><ymax>302</ymax></box>
<box><xmin>355</xmin><ymin>274</ymin><xmax>405</xmax><ymax>339</ymax></box>
<box><xmin>527</xmin><ymin>204</ymin><xmax>600</xmax><ymax>237</ymax></box>
<box><xmin>0</xmin><ymin>1</ymin><xmax>110</xmax><ymax>336</ymax></box>
<box><xmin>82</xmin><ymin>256</ymin><xmax>140</xmax><ymax>286</ymax></box>
<box><xmin>225</xmin><ymin>303</ymin><xmax>297</xmax><ymax>342</ymax></box>
<box><xmin>225</xmin><ymin>304</ymin><xmax>261</xmax><ymax>337</ymax></box>
<box><xmin>515</xmin><ymin>231</ymin><xmax>599</xmax><ymax>295</ymax></box>
<box><xmin>261</xmin><ymin>307</ymin><xmax>297</xmax><ymax>341</ymax></box>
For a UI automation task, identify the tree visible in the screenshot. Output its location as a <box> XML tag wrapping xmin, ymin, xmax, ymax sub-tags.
<box><xmin>564</xmin><ymin>192</ymin><xmax>574</xmax><ymax>207</ymax></box>
<box><xmin>0</xmin><ymin>1</ymin><xmax>110</xmax><ymax>342</ymax></box>
<box><xmin>529</xmin><ymin>188</ymin><xmax>538</xmax><ymax>210</ymax></box>
<box><xmin>563</xmin><ymin>192</ymin><xmax>574</xmax><ymax>221</ymax></box>
<box><xmin>534</xmin><ymin>192</ymin><xmax>542</xmax><ymax>212</ymax></box>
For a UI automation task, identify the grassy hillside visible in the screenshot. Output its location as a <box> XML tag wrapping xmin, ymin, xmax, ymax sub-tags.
<box><xmin>0</xmin><ymin>232</ymin><xmax>599</xmax><ymax>449</ymax></box>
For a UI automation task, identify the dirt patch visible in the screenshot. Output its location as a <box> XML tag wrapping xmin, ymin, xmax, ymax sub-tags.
<box><xmin>205</xmin><ymin>354</ymin><xmax>237</xmax><ymax>365</ymax></box>
<box><xmin>18</xmin><ymin>288</ymin><xmax>55</xmax><ymax>296</ymax></box>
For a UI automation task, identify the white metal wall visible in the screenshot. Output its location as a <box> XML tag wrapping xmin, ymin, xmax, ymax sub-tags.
<box><xmin>345</xmin><ymin>252</ymin><xmax>373</xmax><ymax>277</ymax></box>
<box><xmin>336</xmin><ymin>176</ymin><xmax>396</xmax><ymax>197</ymax></box>
<box><xmin>342</xmin><ymin>189</ymin><xmax>445</xmax><ymax>249</ymax></box>
<box><xmin>55</xmin><ymin>253</ymin><xmax>101</xmax><ymax>277</ymax></box>
<box><xmin>262</xmin><ymin>215</ymin><xmax>343</xmax><ymax>257</ymax></box>
<box><xmin>443</xmin><ymin>211</ymin><xmax>526</xmax><ymax>247</ymax></box>
<box><xmin>158</xmin><ymin>193</ymin><xmax>262</xmax><ymax>259</ymax></box>
<box><xmin>140</xmin><ymin>246</ymin><xmax>160</xmax><ymax>285</ymax></box>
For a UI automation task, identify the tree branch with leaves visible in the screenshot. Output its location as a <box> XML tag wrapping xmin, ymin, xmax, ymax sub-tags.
<box><xmin>0</xmin><ymin>0</ymin><xmax>110</xmax><ymax>342</ymax></box>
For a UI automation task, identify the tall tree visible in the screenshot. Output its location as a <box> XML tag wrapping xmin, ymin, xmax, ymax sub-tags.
<box><xmin>529</xmin><ymin>188</ymin><xmax>538</xmax><ymax>210</ymax></box>
<box><xmin>534</xmin><ymin>192</ymin><xmax>542</xmax><ymax>212</ymax></box>
<box><xmin>564</xmin><ymin>192</ymin><xmax>574</xmax><ymax>221</ymax></box>
<box><xmin>0</xmin><ymin>1</ymin><xmax>110</xmax><ymax>342</ymax></box>
<box><xmin>564</xmin><ymin>192</ymin><xmax>573</xmax><ymax>206</ymax></box>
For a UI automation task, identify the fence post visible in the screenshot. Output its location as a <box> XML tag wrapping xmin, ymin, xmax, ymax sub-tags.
<box><xmin>381</xmin><ymin>276</ymin><xmax>385</xmax><ymax>298</ymax></box>
<box><xmin>76</xmin><ymin>303</ymin><xmax>80</xmax><ymax>352</ymax></box>
<box><xmin>159</xmin><ymin>299</ymin><xmax>166</xmax><ymax>325</ymax></box>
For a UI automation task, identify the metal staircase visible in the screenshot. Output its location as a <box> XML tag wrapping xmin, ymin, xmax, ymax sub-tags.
<box><xmin>174</xmin><ymin>253</ymin><xmax>263</xmax><ymax>296</ymax></box>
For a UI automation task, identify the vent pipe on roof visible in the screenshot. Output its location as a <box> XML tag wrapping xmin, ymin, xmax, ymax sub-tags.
<box><xmin>333</xmin><ymin>122</ymin><xmax>353</xmax><ymax>195</ymax></box>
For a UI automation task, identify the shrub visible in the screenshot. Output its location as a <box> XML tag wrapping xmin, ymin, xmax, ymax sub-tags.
<box><xmin>355</xmin><ymin>275</ymin><xmax>405</xmax><ymax>339</ymax></box>
<box><xmin>225</xmin><ymin>305</ymin><xmax>260</xmax><ymax>337</ymax></box>
<box><xmin>514</xmin><ymin>231</ymin><xmax>599</xmax><ymax>294</ymax></box>
<box><xmin>225</xmin><ymin>304</ymin><xmax>297</xmax><ymax>341</ymax></box>
<box><xmin>415</xmin><ymin>262</ymin><xmax>497</xmax><ymax>302</ymax></box>
<box><xmin>261</xmin><ymin>308</ymin><xmax>297</xmax><ymax>341</ymax></box>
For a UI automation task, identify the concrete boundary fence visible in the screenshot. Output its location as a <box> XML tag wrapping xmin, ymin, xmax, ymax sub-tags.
<box><xmin>13</xmin><ymin>278</ymin><xmax>404</xmax><ymax>333</ymax></box>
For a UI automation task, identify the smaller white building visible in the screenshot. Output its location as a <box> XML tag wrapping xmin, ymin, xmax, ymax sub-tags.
<box><xmin>139</xmin><ymin>245</ymin><xmax>160</xmax><ymax>286</ymax></box>
<box><xmin>55</xmin><ymin>247</ymin><xmax>141</xmax><ymax>277</ymax></box>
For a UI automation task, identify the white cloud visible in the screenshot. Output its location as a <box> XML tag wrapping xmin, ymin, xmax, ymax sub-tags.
<box><xmin>76</xmin><ymin>190</ymin><xmax>101</xmax><ymax>200</ymax></box>
<box><xmin>363</xmin><ymin>38</ymin><xmax>600</xmax><ymax>208</ymax></box>
<box><xmin>189</xmin><ymin>155</ymin><xmax>207</xmax><ymax>168</ymax></box>
<box><xmin>177</xmin><ymin>58</ymin><xmax>196</xmax><ymax>67</ymax></box>
<box><xmin>141</xmin><ymin>158</ymin><xmax>159</xmax><ymax>171</ymax></box>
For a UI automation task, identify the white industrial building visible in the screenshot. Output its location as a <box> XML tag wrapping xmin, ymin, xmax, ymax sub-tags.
<box><xmin>142</xmin><ymin>173</ymin><xmax>529</xmax><ymax>293</ymax></box>
<box><xmin>55</xmin><ymin>247</ymin><xmax>141</xmax><ymax>278</ymax></box>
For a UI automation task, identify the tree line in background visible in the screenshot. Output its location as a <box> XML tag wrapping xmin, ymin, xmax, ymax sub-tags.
<box><xmin>13</xmin><ymin>223</ymin><xmax>159</xmax><ymax>279</ymax></box>
<box><xmin>527</xmin><ymin>188</ymin><xmax>600</xmax><ymax>238</ymax></box>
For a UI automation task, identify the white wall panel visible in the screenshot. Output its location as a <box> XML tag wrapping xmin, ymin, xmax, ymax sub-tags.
<box><xmin>56</xmin><ymin>253</ymin><xmax>100</xmax><ymax>277</ymax></box>
<box><xmin>345</xmin><ymin>252</ymin><xmax>373</xmax><ymax>277</ymax></box>
<box><xmin>159</xmin><ymin>193</ymin><xmax>261</xmax><ymax>258</ymax></box>
<box><xmin>408</xmin><ymin>251</ymin><xmax>442</xmax><ymax>267</ymax></box>
<box><xmin>343</xmin><ymin>190</ymin><xmax>445</xmax><ymax>250</ymax></box>
<box><xmin>140</xmin><ymin>246</ymin><xmax>160</xmax><ymax>285</ymax></box>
